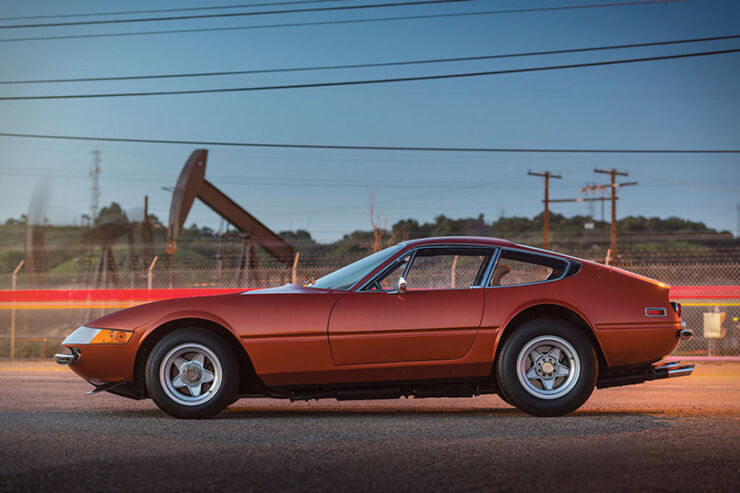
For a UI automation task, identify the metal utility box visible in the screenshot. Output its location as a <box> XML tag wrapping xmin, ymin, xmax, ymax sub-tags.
<box><xmin>703</xmin><ymin>312</ymin><xmax>726</xmax><ymax>339</ymax></box>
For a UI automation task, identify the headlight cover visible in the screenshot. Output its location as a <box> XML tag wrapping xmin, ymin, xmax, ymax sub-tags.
<box><xmin>62</xmin><ymin>325</ymin><xmax>133</xmax><ymax>345</ymax></box>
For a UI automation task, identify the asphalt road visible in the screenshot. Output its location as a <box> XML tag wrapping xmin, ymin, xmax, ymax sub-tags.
<box><xmin>0</xmin><ymin>361</ymin><xmax>738</xmax><ymax>492</ymax></box>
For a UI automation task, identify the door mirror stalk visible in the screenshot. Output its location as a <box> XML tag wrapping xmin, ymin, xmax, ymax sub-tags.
<box><xmin>388</xmin><ymin>277</ymin><xmax>407</xmax><ymax>295</ymax></box>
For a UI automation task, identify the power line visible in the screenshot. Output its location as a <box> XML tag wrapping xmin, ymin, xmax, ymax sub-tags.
<box><xmin>2</xmin><ymin>34</ymin><xmax>735</xmax><ymax>85</ymax></box>
<box><xmin>0</xmin><ymin>169</ymin><xmax>542</xmax><ymax>189</ymax></box>
<box><xmin>0</xmin><ymin>1</ymin><xmax>344</xmax><ymax>22</ymax></box>
<box><xmin>0</xmin><ymin>0</ymin><xmax>691</xmax><ymax>43</ymax></box>
<box><xmin>1</xmin><ymin>166</ymin><xmax>737</xmax><ymax>191</ymax></box>
<box><xmin>0</xmin><ymin>0</ymin><xmax>469</xmax><ymax>29</ymax></box>
<box><xmin>634</xmin><ymin>172</ymin><xmax>740</xmax><ymax>192</ymax></box>
<box><xmin>1</xmin><ymin>132</ymin><xmax>738</xmax><ymax>153</ymax></box>
<box><xmin>1</xmin><ymin>48</ymin><xmax>736</xmax><ymax>100</ymax></box>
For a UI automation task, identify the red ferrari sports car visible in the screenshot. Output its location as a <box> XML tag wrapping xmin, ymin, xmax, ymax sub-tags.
<box><xmin>56</xmin><ymin>237</ymin><xmax>694</xmax><ymax>418</ymax></box>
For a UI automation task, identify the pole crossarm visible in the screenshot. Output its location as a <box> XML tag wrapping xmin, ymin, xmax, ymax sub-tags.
<box><xmin>594</xmin><ymin>167</ymin><xmax>628</xmax><ymax>176</ymax></box>
<box><xmin>548</xmin><ymin>197</ymin><xmax>617</xmax><ymax>203</ymax></box>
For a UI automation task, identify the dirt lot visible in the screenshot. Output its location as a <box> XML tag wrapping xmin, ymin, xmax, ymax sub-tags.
<box><xmin>0</xmin><ymin>361</ymin><xmax>738</xmax><ymax>492</ymax></box>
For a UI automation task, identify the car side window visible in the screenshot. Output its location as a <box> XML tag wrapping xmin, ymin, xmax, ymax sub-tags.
<box><xmin>404</xmin><ymin>247</ymin><xmax>492</xmax><ymax>290</ymax></box>
<box><xmin>367</xmin><ymin>254</ymin><xmax>411</xmax><ymax>291</ymax></box>
<box><xmin>490</xmin><ymin>250</ymin><xmax>567</xmax><ymax>287</ymax></box>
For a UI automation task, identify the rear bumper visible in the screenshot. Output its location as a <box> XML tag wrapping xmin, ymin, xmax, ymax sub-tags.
<box><xmin>597</xmin><ymin>360</ymin><xmax>694</xmax><ymax>389</ymax></box>
<box><xmin>679</xmin><ymin>328</ymin><xmax>694</xmax><ymax>341</ymax></box>
<box><xmin>654</xmin><ymin>360</ymin><xmax>695</xmax><ymax>378</ymax></box>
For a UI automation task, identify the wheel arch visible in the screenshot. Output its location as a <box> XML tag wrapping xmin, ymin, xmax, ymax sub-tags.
<box><xmin>133</xmin><ymin>317</ymin><xmax>262</xmax><ymax>397</ymax></box>
<box><xmin>494</xmin><ymin>303</ymin><xmax>608</xmax><ymax>375</ymax></box>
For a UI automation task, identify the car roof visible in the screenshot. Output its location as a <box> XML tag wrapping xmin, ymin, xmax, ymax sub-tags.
<box><xmin>399</xmin><ymin>236</ymin><xmax>578</xmax><ymax>261</ymax></box>
<box><xmin>401</xmin><ymin>236</ymin><xmax>518</xmax><ymax>248</ymax></box>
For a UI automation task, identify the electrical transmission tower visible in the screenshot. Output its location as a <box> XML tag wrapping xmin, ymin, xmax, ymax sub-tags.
<box><xmin>579</xmin><ymin>182</ymin><xmax>607</xmax><ymax>225</ymax></box>
<box><xmin>90</xmin><ymin>150</ymin><xmax>101</xmax><ymax>225</ymax></box>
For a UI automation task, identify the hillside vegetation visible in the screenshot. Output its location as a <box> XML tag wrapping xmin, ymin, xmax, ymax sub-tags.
<box><xmin>1</xmin><ymin>204</ymin><xmax>736</xmax><ymax>273</ymax></box>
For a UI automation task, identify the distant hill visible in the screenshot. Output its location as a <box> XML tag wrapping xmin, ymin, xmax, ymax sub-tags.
<box><xmin>1</xmin><ymin>207</ymin><xmax>736</xmax><ymax>273</ymax></box>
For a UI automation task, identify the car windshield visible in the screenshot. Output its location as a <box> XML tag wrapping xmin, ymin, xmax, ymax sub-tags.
<box><xmin>311</xmin><ymin>244</ymin><xmax>405</xmax><ymax>290</ymax></box>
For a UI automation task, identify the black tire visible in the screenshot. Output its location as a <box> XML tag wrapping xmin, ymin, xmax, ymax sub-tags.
<box><xmin>496</xmin><ymin>317</ymin><xmax>597</xmax><ymax>417</ymax></box>
<box><xmin>497</xmin><ymin>391</ymin><xmax>513</xmax><ymax>406</ymax></box>
<box><xmin>145</xmin><ymin>328</ymin><xmax>240</xmax><ymax>419</ymax></box>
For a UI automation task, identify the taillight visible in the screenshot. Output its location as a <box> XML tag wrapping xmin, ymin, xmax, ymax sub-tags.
<box><xmin>645</xmin><ymin>307</ymin><xmax>667</xmax><ymax>317</ymax></box>
<box><xmin>670</xmin><ymin>301</ymin><xmax>682</xmax><ymax>318</ymax></box>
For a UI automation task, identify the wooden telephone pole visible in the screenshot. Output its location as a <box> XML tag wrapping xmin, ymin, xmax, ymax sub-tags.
<box><xmin>593</xmin><ymin>168</ymin><xmax>637</xmax><ymax>265</ymax></box>
<box><xmin>528</xmin><ymin>171</ymin><xmax>562</xmax><ymax>250</ymax></box>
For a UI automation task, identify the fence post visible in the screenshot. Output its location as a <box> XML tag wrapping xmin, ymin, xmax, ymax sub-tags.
<box><xmin>147</xmin><ymin>256</ymin><xmax>159</xmax><ymax>290</ymax></box>
<box><xmin>292</xmin><ymin>252</ymin><xmax>300</xmax><ymax>285</ymax></box>
<box><xmin>10</xmin><ymin>259</ymin><xmax>25</xmax><ymax>361</ymax></box>
<box><xmin>708</xmin><ymin>305</ymin><xmax>719</xmax><ymax>357</ymax></box>
<box><xmin>41</xmin><ymin>337</ymin><xmax>46</xmax><ymax>359</ymax></box>
<box><xmin>451</xmin><ymin>255</ymin><xmax>458</xmax><ymax>289</ymax></box>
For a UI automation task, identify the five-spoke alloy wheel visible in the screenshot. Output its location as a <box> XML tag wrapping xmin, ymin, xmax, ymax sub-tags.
<box><xmin>160</xmin><ymin>343</ymin><xmax>222</xmax><ymax>406</ymax></box>
<box><xmin>496</xmin><ymin>317</ymin><xmax>597</xmax><ymax>416</ymax></box>
<box><xmin>516</xmin><ymin>335</ymin><xmax>580</xmax><ymax>400</ymax></box>
<box><xmin>145</xmin><ymin>328</ymin><xmax>239</xmax><ymax>419</ymax></box>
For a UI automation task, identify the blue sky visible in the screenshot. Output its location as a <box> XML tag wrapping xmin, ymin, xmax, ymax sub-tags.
<box><xmin>0</xmin><ymin>0</ymin><xmax>738</xmax><ymax>242</ymax></box>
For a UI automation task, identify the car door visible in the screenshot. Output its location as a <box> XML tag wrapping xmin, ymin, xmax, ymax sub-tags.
<box><xmin>328</xmin><ymin>246</ymin><xmax>494</xmax><ymax>365</ymax></box>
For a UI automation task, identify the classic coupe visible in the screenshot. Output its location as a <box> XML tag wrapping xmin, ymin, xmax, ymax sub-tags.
<box><xmin>56</xmin><ymin>237</ymin><xmax>694</xmax><ymax>418</ymax></box>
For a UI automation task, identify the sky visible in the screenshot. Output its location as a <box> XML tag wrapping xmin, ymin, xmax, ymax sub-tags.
<box><xmin>0</xmin><ymin>0</ymin><xmax>738</xmax><ymax>242</ymax></box>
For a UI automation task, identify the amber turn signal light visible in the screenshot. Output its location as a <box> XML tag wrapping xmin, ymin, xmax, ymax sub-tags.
<box><xmin>89</xmin><ymin>329</ymin><xmax>133</xmax><ymax>345</ymax></box>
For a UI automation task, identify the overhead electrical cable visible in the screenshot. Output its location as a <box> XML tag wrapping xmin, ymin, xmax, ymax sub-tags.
<box><xmin>0</xmin><ymin>0</ymin><xmax>471</xmax><ymax>29</ymax></box>
<box><xmin>0</xmin><ymin>133</ymin><xmax>737</xmax><ymax>153</ymax></box>
<box><xmin>3</xmin><ymin>166</ymin><xmax>737</xmax><ymax>191</ymax></box>
<box><xmin>0</xmin><ymin>0</ymin><xmax>345</xmax><ymax>22</ymax></box>
<box><xmin>1</xmin><ymin>34</ymin><xmax>735</xmax><ymax>85</ymax></box>
<box><xmin>0</xmin><ymin>0</ymin><xmax>692</xmax><ymax>43</ymax></box>
<box><xmin>0</xmin><ymin>48</ymin><xmax>737</xmax><ymax>101</ymax></box>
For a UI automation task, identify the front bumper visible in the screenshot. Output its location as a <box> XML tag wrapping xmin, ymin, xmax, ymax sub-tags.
<box><xmin>597</xmin><ymin>360</ymin><xmax>695</xmax><ymax>389</ymax></box>
<box><xmin>55</xmin><ymin>347</ymin><xmax>80</xmax><ymax>365</ymax></box>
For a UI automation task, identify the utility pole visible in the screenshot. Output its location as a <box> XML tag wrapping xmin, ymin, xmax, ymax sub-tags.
<box><xmin>528</xmin><ymin>170</ymin><xmax>561</xmax><ymax>249</ymax></box>
<box><xmin>594</xmin><ymin>168</ymin><xmax>637</xmax><ymax>265</ymax></box>
<box><xmin>90</xmin><ymin>150</ymin><xmax>101</xmax><ymax>224</ymax></box>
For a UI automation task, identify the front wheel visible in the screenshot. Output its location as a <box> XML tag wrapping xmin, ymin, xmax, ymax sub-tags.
<box><xmin>496</xmin><ymin>318</ymin><xmax>597</xmax><ymax>417</ymax></box>
<box><xmin>145</xmin><ymin>328</ymin><xmax>240</xmax><ymax>419</ymax></box>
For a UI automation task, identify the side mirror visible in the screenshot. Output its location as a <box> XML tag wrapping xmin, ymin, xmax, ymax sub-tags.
<box><xmin>388</xmin><ymin>276</ymin><xmax>407</xmax><ymax>295</ymax></box>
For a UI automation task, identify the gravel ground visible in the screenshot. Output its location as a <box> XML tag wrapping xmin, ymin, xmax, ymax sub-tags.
<box><xmin>0</xmin><ymin>361</ymin><xmax>738</xmax><ymax>492</ymax></box>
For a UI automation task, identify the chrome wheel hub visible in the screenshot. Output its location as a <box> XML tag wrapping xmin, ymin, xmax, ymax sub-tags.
<box><xmin>159</xmin><ymin>343</ymin><xmax>222</xmax><ymax>406</ymax></box>
<box><xmin>181</xmin><ymin>363</ymin><xmax>202</xmax><ymax>384</ymax></box>
<box><xmin>516</xmin><ymin>335</ymin><xmax>580</xmax><ymax>400</ymax></box>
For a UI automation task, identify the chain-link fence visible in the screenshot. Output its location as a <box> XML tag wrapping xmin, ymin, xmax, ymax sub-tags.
<box><xmin>1</xmin><ymin>248</ymin><xmax>738</xmax><ymax>359</ymax></box>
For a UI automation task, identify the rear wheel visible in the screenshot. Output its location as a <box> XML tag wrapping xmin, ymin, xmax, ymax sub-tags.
<box><xmin>496</xmin><ymin>317</ymin><xmax>597</xmax><ymax>417</ymax></box>
<box><xmin>145</xmin><ymin>328</ymin><xmax>239</xmax><ymax>419</ymax></box>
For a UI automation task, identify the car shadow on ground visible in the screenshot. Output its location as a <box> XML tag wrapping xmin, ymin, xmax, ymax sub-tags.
<box><xmin>74</xmin><ymin>405</ymin><xmax>671</xmax><ymax>442</ymax></box>
<box><xmin>89</xmin><ymin>404</ymin><xmax>671</xmax><ymax>429</ymax></box>
<box><xmin>88</xmin><ymin>404</ymin><xmax>673</xmax><ymax>420</ymax></box>
<box><xmin>220</xmin><ymin>406</ymin><xmax>670</xmax><ymax>420</ymax></box>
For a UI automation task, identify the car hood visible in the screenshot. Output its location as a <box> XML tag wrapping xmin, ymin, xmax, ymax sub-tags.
<box><xmin>84</xmin><ymin>284</ymin><xmax>344</xmax><ymax>335</ymax></box>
